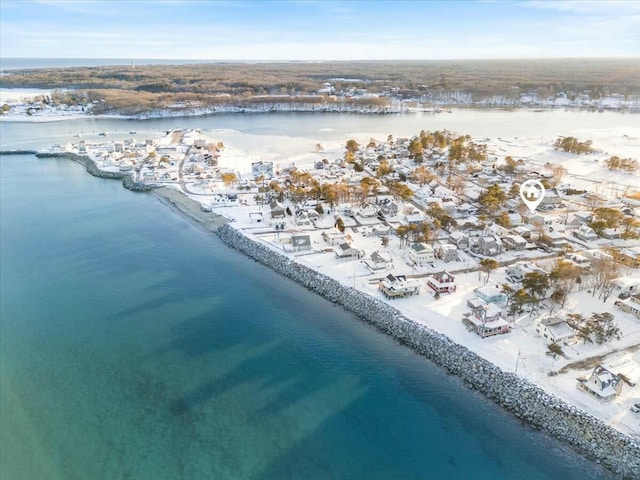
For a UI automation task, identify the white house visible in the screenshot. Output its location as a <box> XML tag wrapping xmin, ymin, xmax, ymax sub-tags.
<box><xmin>409</xmin><ymin>243</ymin><xmax>435</xmax><ymax>266</ymax></box>
<box><xmin>357</xmin><ymin>202</ymin><xmax>379</xmax><ymax>218</ymax></box>
<box><xmin>364</xmin><ymin>251</ymin><xmax>393</xmax><ymax>271</ymax></box>
<box><xmin>378</xmin><ymin>274</ymin><xmax>420</xmax><ymax>299</ymax></box>
<box><xmin>507</xmin><ymin>261</ymin><xmax>547</xmax><ymax>282</ymax></box>
<box><xmin>335</xmin><ymin>243</ymin><xmax>364</xmax><ymax>259</ymax></box>
<box><xmin>322</xmin><ymin>230</ymin><xmax>347</xmax><ymax>246</ymax></box>
<box><xmin>577</xmin><ymin>365</ymin><xmax>623</xmax><ymax>402</ymax></box>
<box><xmin>615</xmin><ymin>294</ymin><xmax>640</xmax><ymax>319</ymax></box>
<box><xmin>574</xmin><ymin>224</ymin><xmax>598</xmax><ymax>241</ymax></box>
<box><xmin>502</xmin><ymin>234</ymin><xmax>527</xmax><ymax>251</ymax></box>
<box><xmin>436</xmin><ymin>244</ymin><xmax>458</xmax><ymax>263</ymax></box>
<box><xmin>534</xmin><ymin>316</ymin><xmax>576</xmax><ymax>345</ymax></box>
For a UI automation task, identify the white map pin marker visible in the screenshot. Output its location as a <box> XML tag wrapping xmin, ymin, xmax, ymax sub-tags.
<box><xmin>520</xmin><ymin>179</ymin><xmax>546</xmax><ymax>213</ymax></box>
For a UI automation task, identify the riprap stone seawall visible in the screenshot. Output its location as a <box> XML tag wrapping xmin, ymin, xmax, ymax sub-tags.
<box><xmin>216</xmin><ymin>223</ymin><xmax>640</xmax><ymax>479</ymax></box>
<box><xmin>35</xmin><ymin>152</ymin><xmax>157</xmax><ymax>192</ymax></box>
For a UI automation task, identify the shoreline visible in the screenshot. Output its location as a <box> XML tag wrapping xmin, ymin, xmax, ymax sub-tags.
<box><xmin>1</xmin><ymin>103</ymin><xmax>639</xmax><ymax>123</ymax></box>
<box><xmin>17</xmin><ymin>146</ymin><xmax>640</xmax><ymax>477</ymax></box>
<box><xmin>150</xmin><ymin>186</ymin><xmax>640</xmax><ymax>478</ymax></box>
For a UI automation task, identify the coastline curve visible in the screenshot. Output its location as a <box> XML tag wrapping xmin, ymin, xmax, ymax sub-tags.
<box><xmin>216</xmin><ymin>223</ymin><xmax>640</xmax><ymax>479</ymax></box>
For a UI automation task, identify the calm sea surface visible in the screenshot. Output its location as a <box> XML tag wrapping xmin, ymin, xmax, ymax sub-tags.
<box><xmin>0</xmin><ymin>112</ymin><xmax>626</xmax><ymax>479</ymax></box>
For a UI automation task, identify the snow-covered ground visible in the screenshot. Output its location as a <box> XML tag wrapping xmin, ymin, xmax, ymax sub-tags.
<box><xmin>36</xmin><ymin>119</ymin><xmax>640</xmax><ymax>439</ymax></box>
<box><xmin>175</xmin><ymin>129</ymin><xmax>640</xmax><ymax>439</ymax></box>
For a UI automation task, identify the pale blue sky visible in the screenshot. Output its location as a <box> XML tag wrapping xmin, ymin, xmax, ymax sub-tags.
<box><xmin>1</xmin><ymin>0</ymin><xmax>638</xmax><ymax>60</ymax></box>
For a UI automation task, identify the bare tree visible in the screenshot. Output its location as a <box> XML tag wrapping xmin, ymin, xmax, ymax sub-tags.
<box><xmin>589</xmin><ymin>253</ymin><xmax>621</xmax><ymax>301</ymax></box>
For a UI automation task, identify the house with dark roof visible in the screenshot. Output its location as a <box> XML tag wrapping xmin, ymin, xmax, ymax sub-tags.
<box><xmin>269</xmin><ymin>201</ymin><xmax>286</xmax><ymax>219</ymax></box>
<box><xmin>378</xmin><ymin>274</ymin><xmax>420</xmax><ymax>299</ymax></box>
<box><xmin>364</xmin><ymin>251</ymin><xmax>393</xmax><ymax>271</ymax></box>
<box><xmin>334</xmin><ymin>243</ymin><xmax>364</xmax><ymax>259</ymax></box>
<box><xmin>291</xmin><ymin>234</ymin><xmax>312</xmax><ymax>252</ymax></box>
<box><xmin>409</xmin><ymin>243</ymin><xmax>435</xmax><ymax>266</ymax></box>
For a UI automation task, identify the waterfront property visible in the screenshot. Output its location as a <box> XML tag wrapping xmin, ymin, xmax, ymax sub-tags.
<box><xmin>534</xmin><ymin>316</ymin><xmax>576</xmax><ymax>345</ymax></box>
<box><xmin>379</xmin><ymin>274</ymin><xmax>420</xmax><ymax>299</ymax></box>
<box><xmin>577</xmin><ymin>366</ymin><xmax>623</xmax><ymax>402</ymax></box>
<box><xmin>462</xmin><ymin>303</ymin><xmax>511</xmax><ymax>338</ymax></box>
<box><xmin>427</xmin><ymin>271</ymin><xmax>456</xmax><ymax>294</ymax></box>
<box><xmin>364</xmin><ymin>251</ymin><xmax>393</xmax><ymax>271</ymax></box>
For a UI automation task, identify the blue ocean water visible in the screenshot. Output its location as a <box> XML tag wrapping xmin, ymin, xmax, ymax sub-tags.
<box><xmin>0</xmin><ymin>151</ymin><xmax>617</xmax><ymax>479</ymax></box>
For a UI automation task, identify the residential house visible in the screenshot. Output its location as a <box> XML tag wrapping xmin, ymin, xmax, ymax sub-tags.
<box><xmin>619</xmin><ymin>246</ymin><xmax>640</xmax><ymax>268</ymax></box>
<box><xmin>357</xmin><ymin>202</ymin><xmax>379</xmax><ymax>218</ymax></box>
<box><xmin>291</xmin><ymin>234</ymin><xmax>312</xmax><ymax>252</ymax></box>
<box><xmin>601</xmin><ymin>228</ymin><xmax>622</xmax><ymax>240</ymax></box>
<box><xmin>471</xmin><ymin>235</ymin><xmax>503</xmax><ymax>256</ymax></box>
<box><xmin>541</xmin><ymin>230</ymin><xmax>568</xmax><ymax>248</ymax></box>
<box><xmin>573</xmin><ymin>224</ymin><xmax>598</xmax><ymax>241</ymax></box>
<box><xmin>334</xmin><ymin>243</ymin><xmax>364</xmax><ymax>259</ymax></box>
<box><xmin>615</xmin><ymin>294</ymin><xmax>640</xmax><ymax>319</ymax></box>
<box><xmin>409</xmin><ymin>243</ymin><xmax>435</xmax><ymax>266</ymax></box>
<box><xmin>360</xmin><ymin>225</ymin><xmax>392</xmax><ymax>237</ymax></box>
<box><xmin>534</xmin><ymin>316</ymin><xmax>576</xmax><ymax>345</ymax></box>
<box><xmin>612</xmin><ymin>277</ymin><xmax>640</xmax><ymax>296</ymax></box>
<box><xmin>541</xmin><ymin>188</ymin><xmax>563</xmax><ymax>207</ymax></box>
<box><xmin>574</xmin><ymin>211</ymin><xmax>594</xmax><ymax>224</ymax></box>
<box><xmin>427</xmin><ymin>271</ymin><xmax>456</xmax><ymax>294</ymax></box>
<box><xmin>502</xmin><ymin>234</ymin><xmax>527</xmax><ymax>251</ymax></box>
<box><xmin>364</xmin><ymin>251</ymin><xmax>393</xmax><ymax>271</ymax></box>
<box><xmin>462</xmin><ymin>303</ymin><xmax>510</xmax><ymax>338</ymax></box>
<box><xmin>270</xmin><ymin>201</ymin><xmax>286</xmax><ymax>219</ymax></box>
<box><xmin>507</xmin><ymin>212</ymin><xmax>523</xmax><ymax>227</ymax></box>
<box><xmin>577</xmin><ymin>365</ymin><xmax>623</xmax><ymax>402</ymax></box>
<box><xmin>565</xmin><ymin>253</ymin><xmax>591</xmax><ymax>271</ymax></box>
<box><xmin>456</xmin><ymin>203</ymin><xmax>476</xmax><ymax>217</ymax></box>
<box><xmin>403</xmin><ymin>212</ymin><xmax>427</xmax><ymax>225</ymax></box>
<box><xmin>512</xmin><ymin>225</ymin><xmax>539</xmax><ymax>242</ymax></box>
<box><xmin>376</xmin><ymin>198</ymin><xmax>399</xmax><ymax>216</ymax></box>
<box><xmin>507</xmin><ymin>261</ymin><xmax>547</xmax><ymax>282</ymax></box>
<box><xmin>436</xmin><ymin>244</ymin><xmax>458</xmax><ymax>263</ymax></box>
<box><xmin>252</xmin><ymin>161</ymin><xmax>274</xmax><ymax>178</ymax></box>
<box><xmin>379</xmin><ymin>274</ymin><xmax>420</xmax><ymax>299</ymax></box>
<box><xmin>295</xmin><ymin>211</ymin><xmax>314</xmax><ymax>227</ymax></box>
<box><xmin>322</xmin><ymin>230</ymin><xmax>347</xmax><ymax>246</ymax></box>
<box><xmin>449</xmin><ymin>231</ymin><xmax>469</xmax><ymax>249</ymax></box>
<box><xmin>336</xmin><ymin>203</ymin><xmax>353</xmax><ymax>217</ymax></box>
<box><xmin>474</xmin><ymin>285</ymin><xmax>507</xmax><ymax>306</ymax></box>
<box><xmin>485</xmin><ymin>224</ymin><xmax>510</xmax><ymax>238</ymax></box>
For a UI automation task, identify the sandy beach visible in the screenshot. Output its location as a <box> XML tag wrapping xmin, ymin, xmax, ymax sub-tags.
<box><xmin>153</xmin><ymin>187</ymin><xmax>230</xmax><ymax>232</ymax></box>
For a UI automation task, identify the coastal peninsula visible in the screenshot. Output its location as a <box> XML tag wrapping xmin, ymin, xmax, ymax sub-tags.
<box><xmin>24</xmin><ymin>121</ymin><xmax>640</xmax><ymax>477</ymax></box>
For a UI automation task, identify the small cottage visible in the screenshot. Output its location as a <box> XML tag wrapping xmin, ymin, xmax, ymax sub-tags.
<box><xmin>364</xmin><ymin>251</ymin><xmax>393</xmax><ymax>271</ymax></box>
<box><xmin>534</xmin><ymin>316</ymin><xmax>576</xmax><ymax>344</ymax></box>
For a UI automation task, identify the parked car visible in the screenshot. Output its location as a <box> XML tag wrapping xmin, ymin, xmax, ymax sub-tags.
<box><xmin>630</xmin><ymin>403</ymin><xmax>640</xmax><ymax>413</ymax></box>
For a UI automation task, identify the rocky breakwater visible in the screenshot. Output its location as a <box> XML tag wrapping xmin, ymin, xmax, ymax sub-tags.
<box><xmin>216</xmin><ymin>223</ymin><xmax>640</xmax><ymax>479</ymax></box>
<box><xmin>36</xmin><ymin>152</ymin><xmax>157</xmax><ymax>192</ymax></box>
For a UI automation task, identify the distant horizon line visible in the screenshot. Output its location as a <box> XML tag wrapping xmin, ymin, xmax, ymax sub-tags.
<box><xmin>2</xmin><ymin>56</ymin><xmax>639</xmax><ymax>62</ymax></box>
